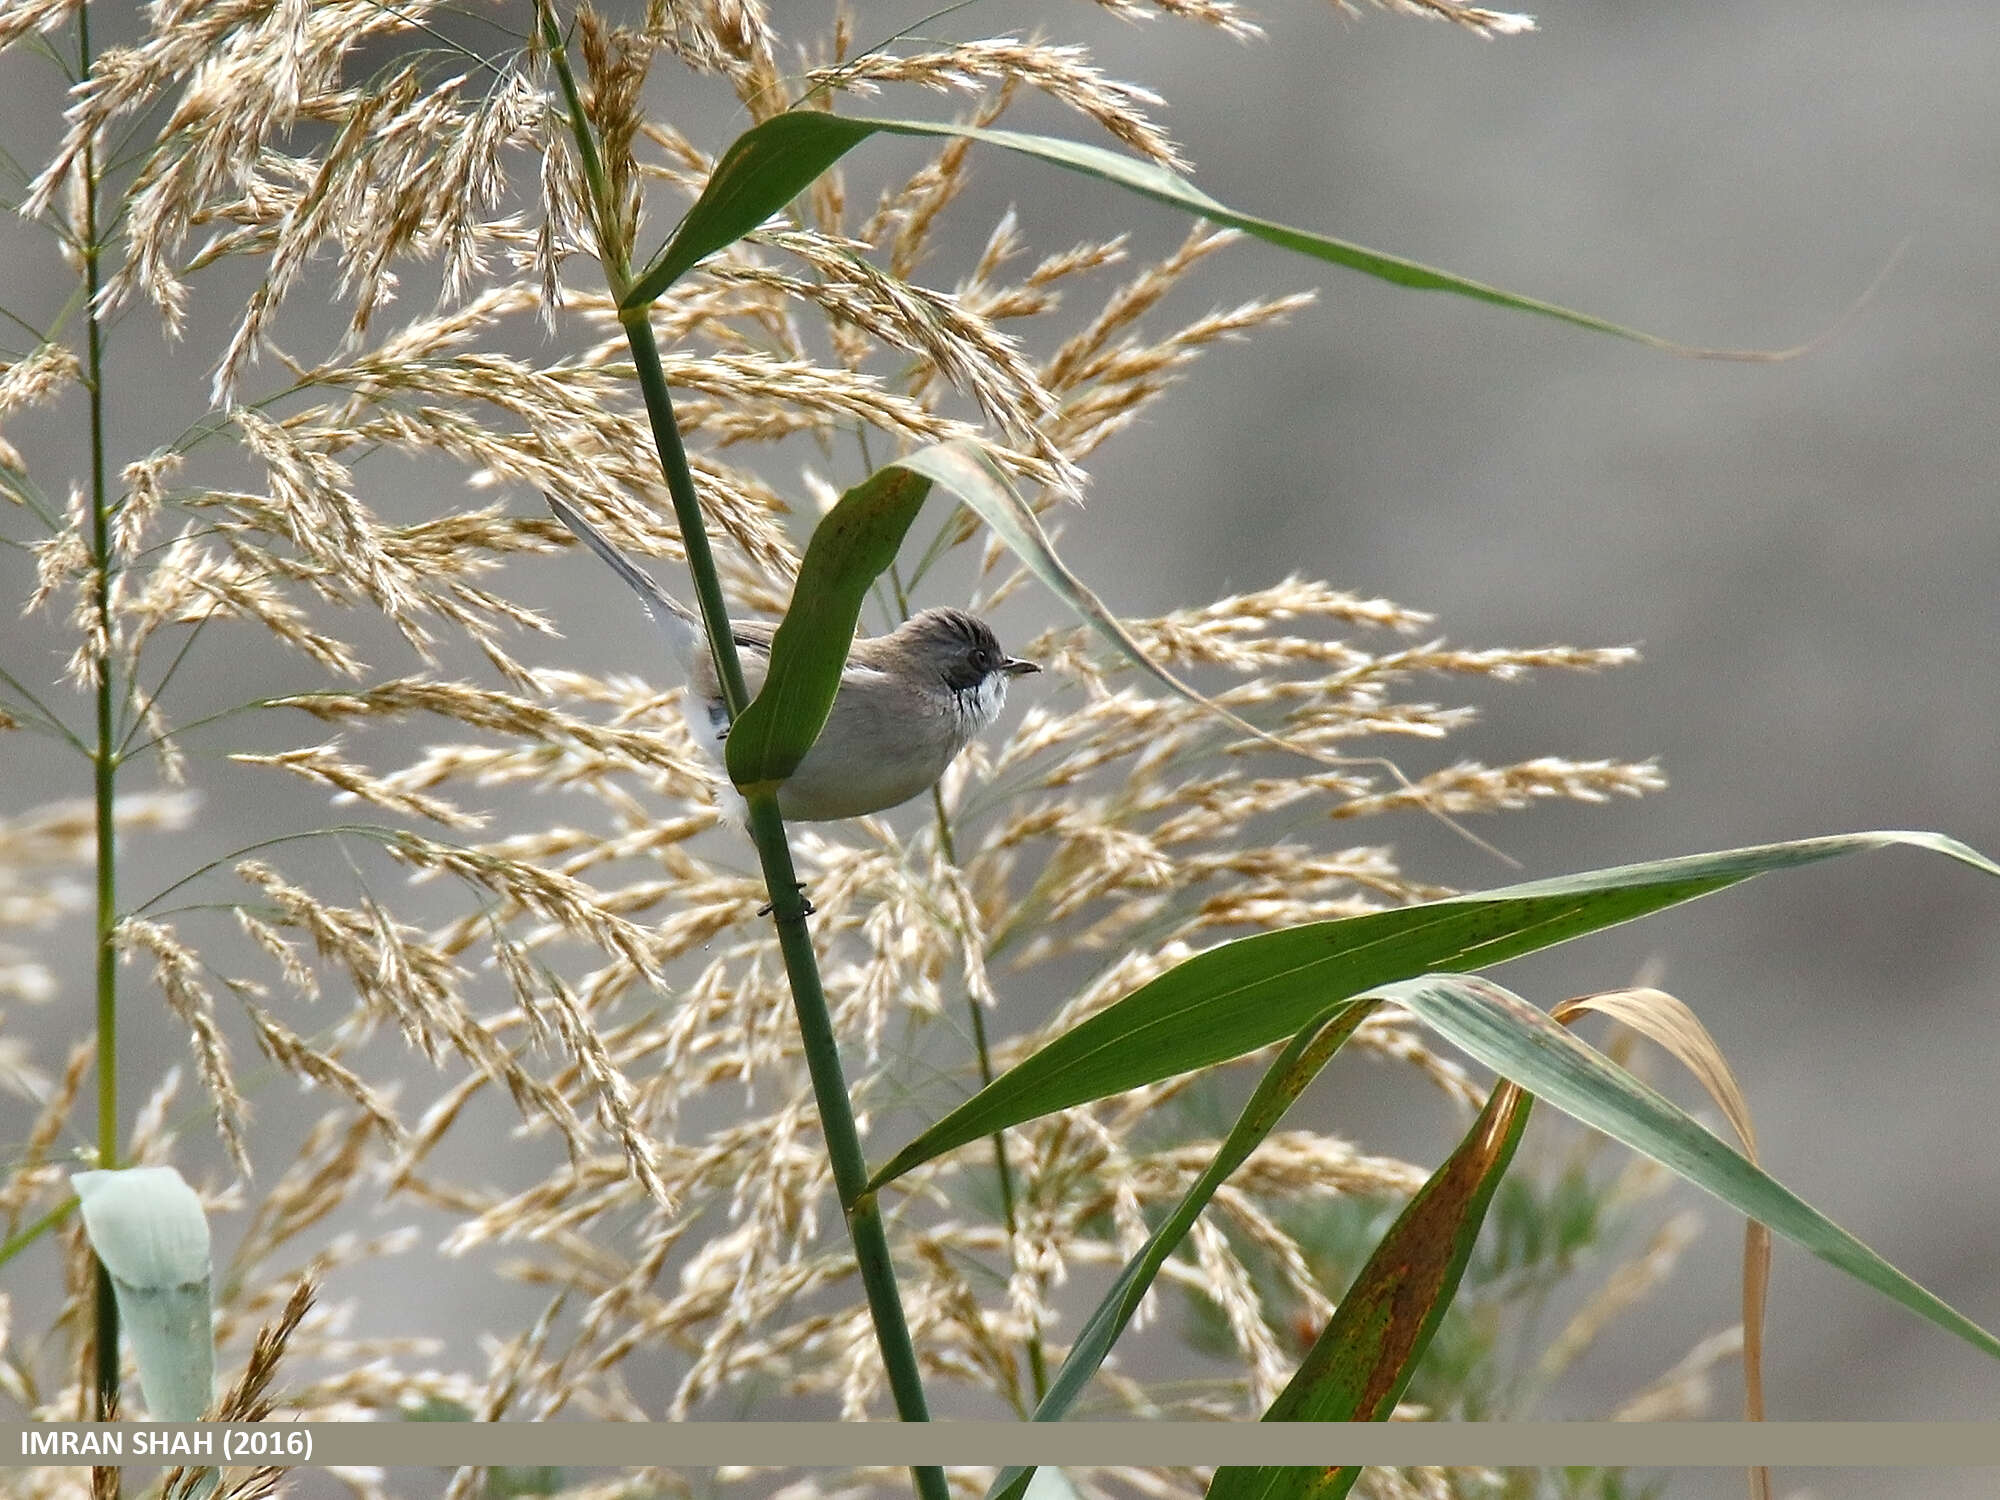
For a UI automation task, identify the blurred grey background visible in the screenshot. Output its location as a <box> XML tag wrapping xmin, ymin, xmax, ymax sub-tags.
<box><xmin>2</xmin><ymin>0</ymin><xmax>1997</xmax><ymax>1491</ymax></box>
<box><xmin>1002</xmin><ymin>0</ymin><xmax>2000</xmax><ymax>1458</ymax></box>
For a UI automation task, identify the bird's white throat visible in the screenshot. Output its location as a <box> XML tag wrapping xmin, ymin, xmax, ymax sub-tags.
<box><xmin>949</xmin><ymin>672</ymin><xmax>1009</xmax><ymax>740</ymax></box>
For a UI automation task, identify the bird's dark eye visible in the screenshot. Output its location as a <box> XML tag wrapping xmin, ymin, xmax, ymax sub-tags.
<box><xmin>969</xmin><ymin>647</ymin><xmax>991</xmax><ymax>672</ymax></box>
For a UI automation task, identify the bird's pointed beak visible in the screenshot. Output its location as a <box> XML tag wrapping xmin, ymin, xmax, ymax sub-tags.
<box><xmin>1002</xmin><ymin>656</ymin><xmax>1040</xmax><ymax>677</ymax></box>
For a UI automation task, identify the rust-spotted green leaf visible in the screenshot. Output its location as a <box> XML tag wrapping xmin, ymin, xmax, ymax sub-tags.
<box><xmin>1270</xmin><ymin>1086</ymin><xmax>1531</xmax><ymax>1421</ymax></box>
<box><xmin>624</xmin><ymin>113</ymin><xmax>1751</xmax><ymax>358</ymax></box>
<box><xmin>983</xmin><ymin>1003</ymin><xmax>1378</xmax><ymax>1500</ymax></box>
<box><xmin>1207</xmin><ymin>1081</ymin><xmax>1533</xmax><ymax>1500</ymax></box>
<box><xmin>724</xmin><ymin>461</ymin><xmax>932</xmax><ymax>790</ymax></box>
<box><xmin>873</xmin><ymin>832</ymin><xmax>1998</xmax><ymax>1189</ymax></box>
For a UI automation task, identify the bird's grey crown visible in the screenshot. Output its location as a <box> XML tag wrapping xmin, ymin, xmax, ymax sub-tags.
<box><xmin>903</xmin><ymin>607</ymin><xmax>1008</xmax><ymax>692</ymax></box>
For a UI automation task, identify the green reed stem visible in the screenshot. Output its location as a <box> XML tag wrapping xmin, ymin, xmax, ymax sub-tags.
<box><xmin>619</xmin><ymin>310</ymin><xmax>946</xmax><ymax>1496</ymax></box>
<box><xmin>929</xmin><ymin>783</ymin><xmax>1049</xmax><ymax>1406</ymax></box>
<box><xmin>76</xmin><ymin>0</ymin><xmax>123</xmax><ymax>1433</ymax></box>
<box><xmin>542</xmin><ymin>9</ymin><xmax>943</xmax><ymax>1488</ymax></box>
<box><xmin>741</xmin><ymin>793</ymin><xmax>941</xmax><ymax>1424</ymax></box>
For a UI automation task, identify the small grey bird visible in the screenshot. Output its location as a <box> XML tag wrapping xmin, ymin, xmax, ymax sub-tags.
<box><xmin>549</xmin><ymin>495</ymin><xmax>1040</xmax><ymax>821</ymax></box>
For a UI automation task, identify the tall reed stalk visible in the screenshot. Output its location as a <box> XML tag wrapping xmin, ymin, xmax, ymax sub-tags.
<box><xmin>73</xmin><ymin>0</ymin><xmax>122</xmax><ymax>1424</ymax></box>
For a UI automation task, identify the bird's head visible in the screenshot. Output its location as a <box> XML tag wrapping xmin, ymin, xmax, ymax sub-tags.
<box><xmin>886</xmin><ymin>607</ymin><xmax>1040</xmax><ymax>730</ymax></box>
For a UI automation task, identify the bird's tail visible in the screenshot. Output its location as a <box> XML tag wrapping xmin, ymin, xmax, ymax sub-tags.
<box><xmin>546</xmin><ymin>493</ymin><xmax>703</xmax><ymax>659</ymax></box>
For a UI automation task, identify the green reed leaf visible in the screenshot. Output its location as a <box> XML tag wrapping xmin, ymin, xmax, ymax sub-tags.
<box><xmin>627</xmin><ymin>111</ymin><xmax>1750</xmax><ymax>357</ymax></box>
<box><xmin>872</xmin><ymin>831</ymin><xmax>1999</xmax><ymax>1187</ymax></box>
<box><xmin>724</xmin><ymin>462</ymin><xmax>932</xmax><ymax>792</ymax></box>
<box><xmin>1208</xmin><ymin>1078</ymin><xmax>1533</xmax><ymax>1500</ymax></box>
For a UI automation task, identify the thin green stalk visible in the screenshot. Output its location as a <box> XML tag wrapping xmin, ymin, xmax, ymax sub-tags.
<box><xmin>120</xmin><ymin>693</ymin><xmax>284</xmax><ymax>763</ymax></box>
<box><xmin>131</xmin><ymin>825</ymin><xmax>405</xmax><ymax>918</ymax></box>
<box><xmin>0</xmin><ymin>136</ymin><xmax>32</xmax><ymax>187</ymax></box>
<box><xmin>1</xmin><ymin>457</ymin><xmax>63</xmax><ymax>538</ymax></box>
<box><xmin>928</xmin><ymin>779</ymin><xmax>1048</xmax><ymax>1405</ymax></box>
<box><xmin>0</xmin><ymin>1198</ymin><xmax>77</xmax><ymax>1274</ymax></box>
<box><xmin>0</xmin><ymin>300</ymin><xmax>49</xmax><ymax>345</ymax></box>
<box><xmin>537</xmin><ymin>6</ymin><xmax>627</xmax><ymax>297</ymax></box>
<box><xmin>76</xmin><ymin>0</ymin><xmax>121</xmax><ymax>1436</ymax></box>
<box><xmin>0</xmin><ymin>663</ymin><xmax>87</xmax><ymax>754</ymax></box>
<box><xmin>616</xmin><ymin>314</ymin><xmax>755</xmax><ymax>715</ymax></box>
<box><xmin>115</xmin><ymin>604</ymin><xmax>218</xmax><ymax>754</ymax></box>
<box><xmin>907</xmin><ymin>497</ymin><xmax>970</xmax><ymax>591</ymax></box>
<box><xmin>540</xmin><ymin>8</ymin><xmax>943</xmax><ymax>1486</ymax></box>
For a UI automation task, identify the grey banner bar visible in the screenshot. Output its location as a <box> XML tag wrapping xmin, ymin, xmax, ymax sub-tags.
<box><xmin>6</xmin><ymin>1423</ymin><xmax>2000</xmax><ymax>1469</ymax></box>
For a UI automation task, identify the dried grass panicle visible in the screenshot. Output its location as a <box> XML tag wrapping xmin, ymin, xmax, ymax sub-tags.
<box><xmin>1358</xmin><ymin>0</ymin><xmax>1538</xmax><ymax>38</ymax></box>
<box><xmin>1046</xmin><ymin>225</ymin><xmax>1244</xmax><ymax>394</ymax></box>
<box><xmin>240</xmin><ymin>1000</ymin><xmax>404</xmax><ymax>1145</ymax></box>
<box><xmin>225</xmin><ymin>858</ymin><xmax>615</xmax><ymax>1174</ymax></box>
<box><xmin>576</xmin><ymin>6</ymin><xmax>652</xmax><ymax>256</ymax></box>
<box><xmin>735</xmin><ymin>226</ymin><xmax>1063</xmax><ymax>450</ymax></box>
<box><xmin>1331</xmin><ymin>755</ymin><xmax>1668</xmax><ymax>819</ymax></box>
<box><xmin>273</xmin><ymin>677</ymin><xmax>710</xmax><ymax>786</ymax></box>
<box><xmin>230</xmin><ymin>741</ymin><xmax>488</xmax><ymax>830</ymax></box>
<box><xmin>1535</xmin><ymin>1208</ymin><xmax>1704</xmax><ymax>1387</ymax></box>
<box><xmin>34</xmin><ymin>2</ymin><xmax>445</xmax><ymax>328</ymax></box>
<box><xmin>1086</xmin><ymin>0</ymin><xmax>1266</xmax><ymax>42</ymax></box>
<box><xmin>122</xmin><ymin>527</ymin><xmax>367</xmax><ymax>676</ymax></box>
<box><xmin>115</xmin><ymin>915</ymin><xmax>255</xmax><ymax>1178</ymax></box>
<box><xmin>0</xmin><ymin>1043</ymin><xmax>93</xmax><ymax>1222</ymax></box>
<box><xmin>1190</xmin><ymin>1214</ymin><xmax>1290</xmax><ymax>1405</ymax></box>
<box><xmin>0</xmin><ymin>0</ymin><xmax>80</xmax><ymax>56</ymax></box>
<box><xmin>0</xmin><ymin>340</ymin><xmax>81</xmax><ymax>420</ymax></box>
<box><xmin>0</xmin><ymin>0</ymin><xmax>1683</xmax><ymax>1451</ymax></box>
<box><xmin>23</xmin><ymin>493</ymin><xmax>88</xmax><ymax>619</ymax></box>
<box><xmin>810</xmin><ymin>37</ymin><xmax>1187</xmax><ymax>171</ymax></box>
<box><xmin>204</xmin><ymin>1272</ymin><xmax>317</xmax><ymax>1430</ymax></box>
